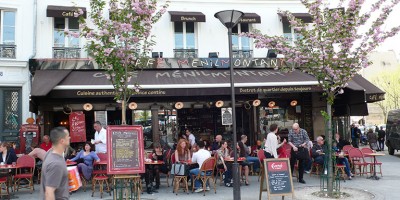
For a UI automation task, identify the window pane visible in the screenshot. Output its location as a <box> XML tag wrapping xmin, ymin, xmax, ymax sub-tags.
<box><xmin>232</xmin><ymin>25</ymin><xmax>238</xmax><ymax>34</ymax></box>
<box><xmin>3</xmin><ymin>12</ymin><xmax>15</xmax><ymax>26</ymax></box>
<box><xmin>174</xmin><ymin>22</ymin><xmax>183</xmax><ymax>33</ymax></box>
<box><xmin>54</xmin><ymin>31</ymin><xmax>65</xmax><ymax>47</ymax></box>
<box><xmin>232</xmin><ymin>35</ymin><xmax>239</xmax><ymax>50</ymax></box>
<box><xmin>282</xmin><ymin>21</ymin><xmax>291</xmax><ymax>33</ymax></box>
<box><xmin>68</xmin><ymin>37</ymin><xmax>80</xmax><ymax>48</ymax></box>
<box><xmin>3</xmin><ymin>27</ymin><xmax>15</xmax><ymax>44</ymax></box>
<box><xmin>241</xmin><ymin>36</ymin><xmax>250</xmax><ymax>50</ymax></box>
<box><xmin>186</xmin><ymin>32</ymin><xmax>195</xmax><ymax>49</ymax></box>
<box><xmin>3</xmin><ymin>90</ymin><xmax>20</xmax><ymax>131</ymax></box>
<box><xmin>69</xmin><ymin>18</ymin><xmax>79</xmax><ymax>29</ymax></box>
<box><xmin>175</xmin><ymin>33</ymin><xmax>183</xmax><ymax>49</ymax></box>
<box><xmin>186</xmin><ymin>22</ymin><xmax>194</xmax><ymax>33</ymax></box>
<box><xmin>241</xmin><ymin>23</ymin><xmax>249</xmax><ymax>33</ymax></box>
<box><xmin>54</xmin><ymin>18</ymin><xmax>65</xmax><ymax>29</ymax></box>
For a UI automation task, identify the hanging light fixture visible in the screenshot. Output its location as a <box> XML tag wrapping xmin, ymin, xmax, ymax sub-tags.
<box><xmin>128</xmin><ymin>102</ymin><xmax>138</xmax><ymax>110</ymax></box>
<box><xmin>175</xmin><ymin>102</ymin><xmax>184</xmax><ymax>109</ymax></box>
<box><xmin>290</xmin><ymin>100</ymin><xmax>298</xmax><ymax>107</ymax></box>
<box><xmin>215</xmin><ymin>100</ymin><xmax>224</xmax><ymax>108</ymax></box>
<box><xmin>268</xmin><ymin>101</ymin><xmax>276</xmax><ymax>108</ymax></box>
<box><xmin>252</xmin><ymin>99</ymin><xmax>261</xmax><ymax>107</ymax></box>
<box><xmin>83</xmin><ymin>103</ymin><xmax>93</xmax><ymax>111</ymax></box>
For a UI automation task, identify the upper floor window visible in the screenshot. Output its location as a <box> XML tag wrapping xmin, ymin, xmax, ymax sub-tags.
<box><xmin>232</xmin><ymin>23</ymin><xmax>250</xmax><ymax>50</ymax></box>
<box><xmin>54</xmin><ymin>17</ymin><xmax>79</xmax><ymax>48</ymax></box>
<box><xmin>174</xmin><ymin>21</ymin><xmax>195</xmax><ymax>49</ymax></box>
<box><xmin>283</xmin><ymin>20</ymin><xmax>310</xmax><ymax>45</ymax></box>
<box><xmin>1</xmin><ymin>11</ymin><xmax>15</xmax><ymax>45</ymax></box>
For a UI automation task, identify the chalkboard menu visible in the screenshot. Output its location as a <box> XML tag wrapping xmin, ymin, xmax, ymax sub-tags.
<box><xmin>69</xmin><ymin>112</ymin><xmax>86</xmax><ymax>143</ymax></box>
<box><xmin>262</xmin><ymin>158</ymin><xmax>294</xmax><ymax>199</ymax></box>
<box><xmin>221</xmin><ymin>107</ymin><xmax>232</xmax><ymax>125</ymax></box>
<box><xmin>107</xmin><ymin>125</ymin><xmax>145</xmax><ymax>174</ymax></box>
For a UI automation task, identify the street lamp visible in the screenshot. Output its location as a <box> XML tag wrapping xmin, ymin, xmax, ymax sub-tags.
<box><xmin>214</xmin><ymin>10</ymin><xmax>244</xmax><ymax>200</ymax></box>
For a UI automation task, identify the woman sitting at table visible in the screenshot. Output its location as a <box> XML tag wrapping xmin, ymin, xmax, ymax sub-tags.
<box><xmin>0</xmin><ymin>142</ymin><xmax>17</xmax><ymax>165</ymax></box>
<box><xmin>67</xmin><ymin>142</ymin><xmax>100</xmax><ymax>180</ymax></box>
<box><xmin>217</xmin><ymin>140</ymin><xmax>230</xmax><ymax>171</ymax></box>
<box><xmin>175</xmin><ymin>139</ymin><xmax>191</xmax><ymax>162</ymax></box>
<box><xmin>152</xmin><ymin>143</ymin><xmax>168</xmax><ymax>189</ymax></box>
<box><xmin>238</xmin><ymin>135</ymin><xmax>251</xmax><ymax>185</ymax></box>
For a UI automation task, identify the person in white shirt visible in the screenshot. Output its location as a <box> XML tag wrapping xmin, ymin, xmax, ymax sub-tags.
<box><xmin>93</xmin><ymin>121</ymin><xmax>107</xmax><ymax>153</ymax></box>
<box><xmin>190</xmin><ymin>141</ymin><xmax>211</xmax><ymax>193</ymax></box>
<box><xmin>264</xmin><ymin>124</ymin><xmax>286</xmax><ymax>158</ymax></box>
<box><xmin>186</xmin><ymin>129</ymin><xmax>196</xmax><ymax>147</ymax></box>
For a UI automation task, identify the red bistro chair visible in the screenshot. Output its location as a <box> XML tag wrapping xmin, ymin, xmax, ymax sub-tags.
<box><xmin>348</xmin><ymin>148</ymin><xmax>370</xmax><ymax>176</ymax></box>
<box><xmin>257</xmin><ymin>150</ymin><xmax>266</xmax><ymax>182</ymax></box>
<box><xmin>361</xmin><ymin>147</ymin><xmax>382</xmax><ymax>177</ymax></box>
<box><xmin>14</xmin><ymin>155</ymin><xmax>35</xmax><ymax>193</ymax></box>
<box><xmin>191</xmin><ymin>157</ymin><xmax>217</xmax><ymax>196</ymax></box>
<box><xmin>92</xmin><ymin>153</ymin><xmax>110</xmax><ymax>198</ymax></box>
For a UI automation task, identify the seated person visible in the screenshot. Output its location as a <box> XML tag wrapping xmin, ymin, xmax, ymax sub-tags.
<box><xmin>67</xmin><ymin>142</ymin><xmax>100</xmax><ymax>180</ymax></box>
<box><xmin>216</xmin><ymin>140</ymin><xmax>230</xmax><ymax>171</ymax></box>
<box><xmin>333</xmin><ymin>142</ymin><xmax>354</xmax><ymax>180</ymax></box>
<box><xmin>40</xmin><ymin>135</ymin><xmax>52</xmax><ymax>152</ymax></box>
<box><xmin>311</xmin><ymin>136</ymin><xmax>326</xmax><ymax>165</ymax></box>
<box><xmin>151</xmin><ymin>143</ymin><xmax>168</xmax><ymax>189</ymax></box>
<box><xmin>0</xmin><ymin>142</ymin><xmax>17</xmax><ymax>164</ymax></box>
<box><xmin>190</xmin><ymin>141</ymin><xmax>211</xmax><ymax>193</ymax></box>
<box><xmin>211</xmin><ymin>135</ymin><xmax>223</xmax><ymax>151</ymax></box>
<box><xmin>334</xmin><ymin>133</ymin><xmax>350</xmax><ymax>151</ymax></box>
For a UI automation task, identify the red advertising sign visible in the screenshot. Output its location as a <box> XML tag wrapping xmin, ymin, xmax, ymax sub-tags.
<box><xmin>267</xmin><ymin>161</ymin><xmax>288</xmax><ymax>172</ymax></box>
<box><xmin>19</xmin><ymin>124</ymin><xmax>40</xmax><ymax>154</ymax></box>
<box><xmin>69</xmin><ymin>112</ymin><xmax>86</xmax><ymax>143</ymax></box>
<box><xmin>106</xmin><ymin>125</ymin><xmax>145</xmax><ymax>174</ymax></box>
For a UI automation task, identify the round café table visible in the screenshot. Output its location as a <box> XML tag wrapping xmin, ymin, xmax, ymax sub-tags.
<box><xmin>365</xmin><ymin>152</ymin><xmax>384</xmax><ymax>180</ymax></box>
<box><xmin>224</xmin><ymin>157</ymin><xmax>246</xmax><ymax>184</ymax></box>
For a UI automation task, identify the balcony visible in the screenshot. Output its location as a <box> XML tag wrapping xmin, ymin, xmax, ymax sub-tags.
<box><xmin>53</xmin><ymin>47</ymin><xmax>81</xmax><ymax>59</ymax></box>
<box><xmin>233</xmin><ymin>50</ymin><xmax>253</xmax><ymax>58</ymax></box>
<box><xmin>0</xmin><ymin>44</ymin><xmax>16</xmax><ymax>59</ymax></box>
<box><xmin>173</xmin><ymin>49</ymin><xmax>198</xmax><ymax>58</ymax></box>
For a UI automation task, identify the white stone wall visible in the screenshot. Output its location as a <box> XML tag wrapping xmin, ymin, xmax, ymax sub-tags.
<box><xmin>0</xmin><ymin>0</ymin><xmax>35</xmax><ymax>122</ymax></box>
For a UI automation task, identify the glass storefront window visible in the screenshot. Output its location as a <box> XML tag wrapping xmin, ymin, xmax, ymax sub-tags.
<box><xmin>259</xmin><ymin>107</ymin><xmax>299</xmax><ymax>136</ymax></box>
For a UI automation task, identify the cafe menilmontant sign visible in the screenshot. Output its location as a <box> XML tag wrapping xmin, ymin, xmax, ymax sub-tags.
<box><xmin>132</xmin><ymin>58</ymin><xmax>283</xmax><ymax>69</ymax></box>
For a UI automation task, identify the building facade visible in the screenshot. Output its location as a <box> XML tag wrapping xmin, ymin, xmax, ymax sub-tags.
<box><xmin>0</xmin><ymin>0</ymin><xmax>34</xmax><ymax>143</ymax></box>
<box><xmin>28</xmin><ymin>0</ymin><xmax>384</xmax><ymax>148</ymax></box>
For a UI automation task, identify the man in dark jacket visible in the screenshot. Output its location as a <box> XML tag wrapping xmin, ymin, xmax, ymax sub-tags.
<box><xmin>350</xmin><ymin>124</ymin><xmax>361</xmax><ymax>148</ymax></box>
<box><xmin>377</xmin><ymin>127</ymin><xmax>386</xmax><ymax>151</ymax></box>
<box><xmin>311</xmin><ymin>136</ymin><xmax>326</xmax><ymax>165</ymax></box>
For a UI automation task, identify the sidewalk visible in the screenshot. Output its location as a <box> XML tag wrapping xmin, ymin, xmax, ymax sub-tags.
<box><xmin>16</xmin><ymin>150</ymin><xmax>399</xmax><ymax>199</ymax></box>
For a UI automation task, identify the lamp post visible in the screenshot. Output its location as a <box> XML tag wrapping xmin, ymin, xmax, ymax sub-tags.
<box><xmin>215</xmin><ymin>10</ymin><xmax>244</xmax><ymax>200</ymax></box>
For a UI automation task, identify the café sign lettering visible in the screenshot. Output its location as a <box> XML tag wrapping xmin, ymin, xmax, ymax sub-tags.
<box><xmin>181</xmin><ymin>16</ymin><xmax>197</xmax><ymax>21</ymax></box>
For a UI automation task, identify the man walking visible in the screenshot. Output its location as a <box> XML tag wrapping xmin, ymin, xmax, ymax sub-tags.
<box><xmin>41</xmin><ymin>127</ymin><xmax>70</xmax><ymax>200</ymax></box>
<box><xmin>93</xmin><ymin>121</ymin><xmax>107</xmax><ymax>153</ymax></box>
<box><xmin>186</xmin><ymin>129</ymin><xmax>196</xmax><ymax>147</ymax></box>
<box><xmin>377</xmin><ymin>127</ymin><xmax>386</xmax><ymax>151</ymax></box>
<box><xmin>288</xmin><ymin>123</ymin><xmax>310</xmax><ymax>184</ymax></box>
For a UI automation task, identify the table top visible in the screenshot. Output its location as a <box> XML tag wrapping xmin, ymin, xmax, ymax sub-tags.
<box><xmin>0</xmin><ymin>164</ymin><xmax>18</xmax><ymax>169</ymax></box>
<box><xmin>145</xmin><ymin>161</ymin><xmax>165</xmax><ymax>165</ymax></box>
<box><xmin>365</xmin><ymin>153</ymin><xmax>385</xmax><ymax>156</ymax></box>
<box><xmin>224</xmin><ymin>157</ymin><xmax>245</xmax><ymax>162</ymax></box>
<box><xmin>96</xmin><ymin>160</ymin><xmax>108</xmax><ymax>165</ymax></box>
<box><xmin>66</xmin><ymin>161</ymin><xmax>77</xmax><ymax>166</ymax></box>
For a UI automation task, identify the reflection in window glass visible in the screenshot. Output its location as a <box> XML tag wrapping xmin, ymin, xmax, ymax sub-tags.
<box><xmin>2</xmin><ymin>11</ymin><xmax>16</xmax><ymax>44</ymax></box>
<box><xmin>259</xmin><ymin>107</ymin><xmax>298</xmax><ymax>135</ymax></box>
<box><xmin>232</xmin><ymin>35</ymin><xmax>239</xmax><ymax>50</ymax></box>
<box><xmin>53</xmin><ymin>18</ymin><xmax>80</xmax><ymax>47</ymax></box>
<box><xmin>174</xmin><ymin>22</ymin><xmax>184</xmax><ymax>49</ymax></box>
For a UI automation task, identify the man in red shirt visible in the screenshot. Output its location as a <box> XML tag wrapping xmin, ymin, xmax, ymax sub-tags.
<box><xmin>40</xmin><ymin>135</ymin><xmax>52</xmax><ymax>151</ymax></box>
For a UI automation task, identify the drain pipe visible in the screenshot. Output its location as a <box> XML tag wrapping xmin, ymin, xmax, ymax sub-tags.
<box><xmin>29</xmin><ymin>0</ymin><xmax>38</xmax><ymax>118</ymax></box>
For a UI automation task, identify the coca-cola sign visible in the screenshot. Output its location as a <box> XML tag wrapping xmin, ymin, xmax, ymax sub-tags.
<box><xmin>267</xmin><ymin>161</ymin><xmax>288</xmax><ymax>172</ymax></box>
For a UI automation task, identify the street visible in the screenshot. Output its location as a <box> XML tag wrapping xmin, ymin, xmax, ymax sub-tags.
<box><xmin>15</xmin><ymin>149</ymin><xmax>400</xmax><ymax>200</ymax></box>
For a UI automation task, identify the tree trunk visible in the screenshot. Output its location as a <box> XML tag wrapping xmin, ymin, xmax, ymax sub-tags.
<box><xmin>326</xmin><ymin>102</ymin><xmax>333</xmax><ymax>196</ymax></box>
<box><xmin>121</xmin><ymin>100</ymin><xmax>126</xmax><ymax>125</ymax></box>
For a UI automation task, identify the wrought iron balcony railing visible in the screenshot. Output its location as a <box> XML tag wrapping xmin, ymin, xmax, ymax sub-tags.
<box><xmin>53</xmin><ymin>47</ymin><xmax>81</xmax><ymax>59</ymax></box>
<box><xmin>173</xmin><ymin>49</ymin><xmax>198</xmax><ymax>58</ymax></box>
<box><xmin>0</xmin><ymin>44</ymin><xmax>16</xmax><ymax>59</ymax></box>
<box><xmin>232</xmin><ymin>50</ymin><xmax>253</xmax><ymax>58</ymax></box>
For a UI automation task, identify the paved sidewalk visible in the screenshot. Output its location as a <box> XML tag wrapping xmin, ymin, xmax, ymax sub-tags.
<box><xmin>14</xmin><ymin>150</ymin><xmax>400</xmax><ymax>199</ymax></box>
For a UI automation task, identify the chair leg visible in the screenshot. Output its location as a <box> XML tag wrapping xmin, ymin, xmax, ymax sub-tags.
<box><xmin>99</xmin><ymin>180</ymin><xmax>104</xmax><ymax>199</ymax></box>
<box><xmin>91</xmin><ymin>180</ymin><xmax>96</xmax><ymax>197</ymax></box>
<box><xmin>166</xmin><ymin>173</ymin><xmax>170</xmax><ymax>187</ymax></box>
<box><xmin>184</xmin><ymin>177</ymin><xmax>189</xmax><ymax>194</ymax></box>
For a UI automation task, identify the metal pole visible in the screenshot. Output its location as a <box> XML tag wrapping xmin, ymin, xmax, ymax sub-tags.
<box><xmin>228</xmin><ymin>27</ymin><xmax>241</xmax><ymax>200</ymax></box>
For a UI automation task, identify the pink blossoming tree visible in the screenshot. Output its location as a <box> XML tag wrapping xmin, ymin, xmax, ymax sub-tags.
<box><xmin>242</xmin><ymin>0</ymin><xmax>400</xmax><ymax>196</ymax></box>
<box><xmin>68</xmin><ymin>0</ymin><xmax>168</xmax><ymax>125</ymax></box>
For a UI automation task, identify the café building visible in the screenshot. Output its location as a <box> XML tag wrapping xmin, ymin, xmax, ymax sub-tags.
<box><xmin>29</xmin><ymin>2</ymin><xmax>385</xmax><ymax>146</ymax></box>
